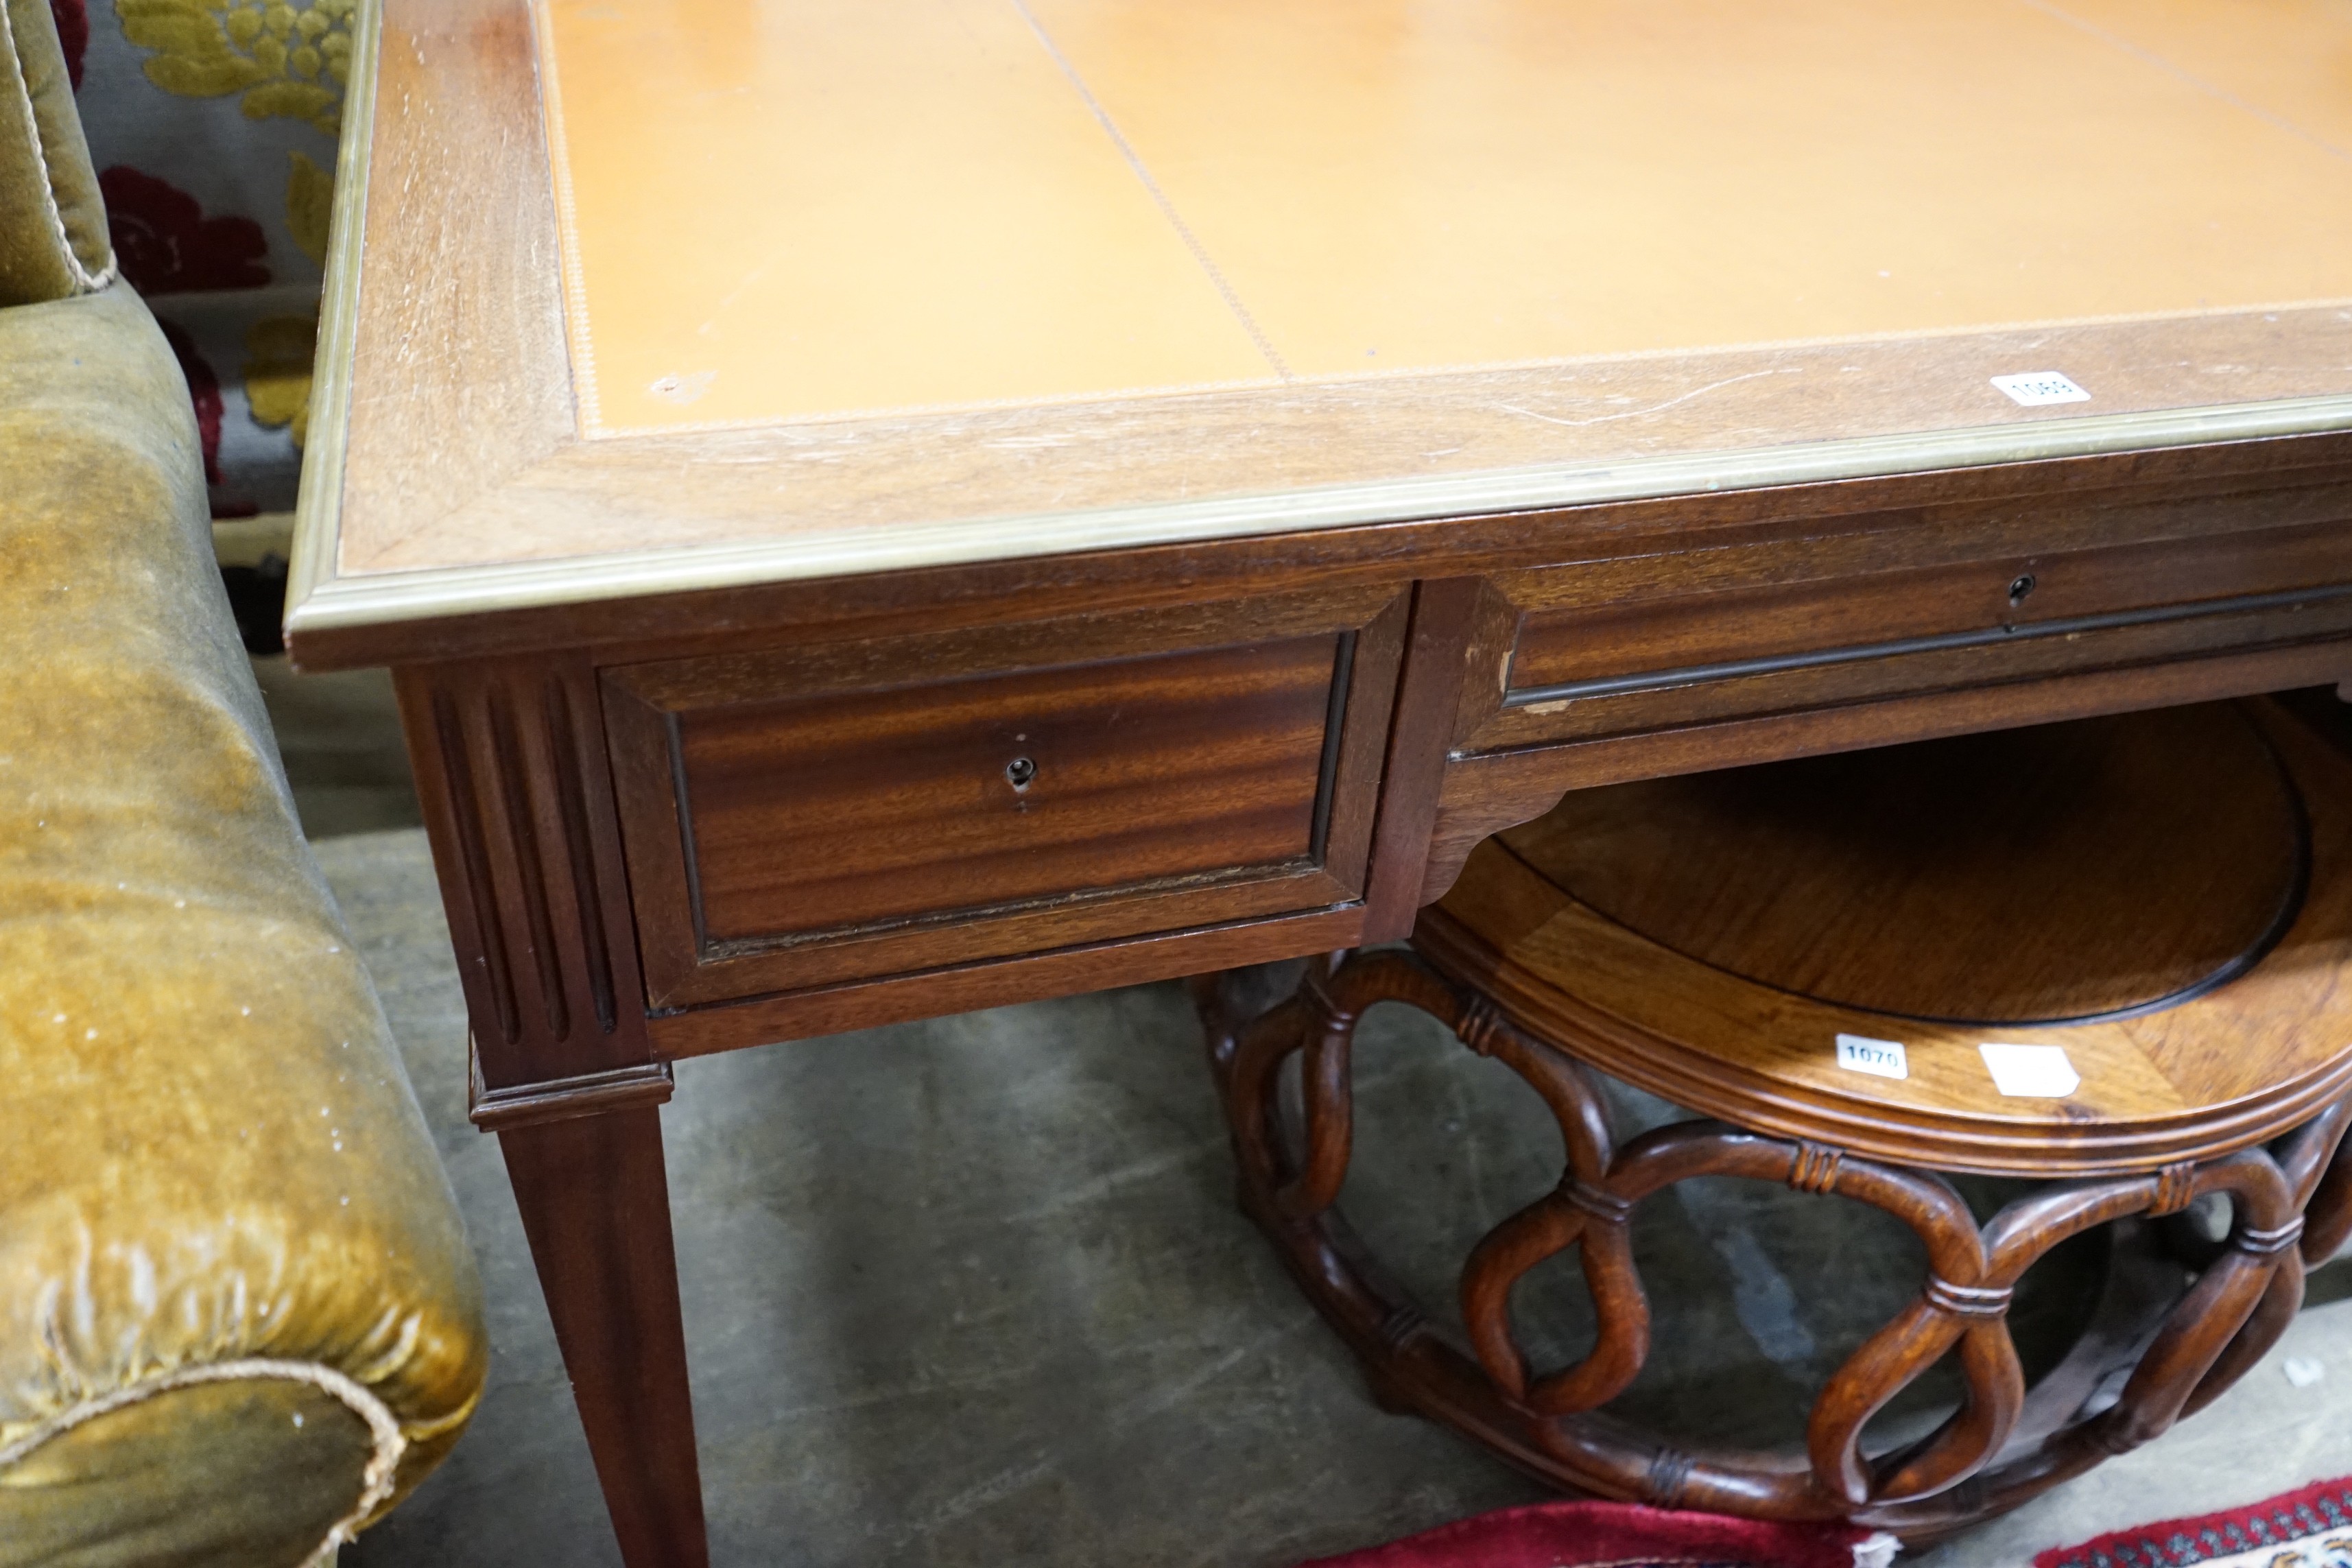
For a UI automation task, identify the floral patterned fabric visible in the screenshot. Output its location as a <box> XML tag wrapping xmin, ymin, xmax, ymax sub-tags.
<box><xmin>58</xmin><ymin>0</ymin><xmax>346</xmax><ymax>516</ymax></box>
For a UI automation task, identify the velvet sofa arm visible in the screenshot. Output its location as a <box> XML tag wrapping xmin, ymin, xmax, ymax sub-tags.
<box><xmin>0</xmin><ymin>285</ymin><xmax>487</xmax><ymax>1565</ymax></box>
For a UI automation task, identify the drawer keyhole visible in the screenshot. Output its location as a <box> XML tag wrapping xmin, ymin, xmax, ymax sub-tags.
<box><xmin>1004</xmin><ymin>756</ymin><xmax>1037</xmax><ymax>793</ymax></box>
<box><xmin>2008</xmin><ymin>573</ymin><xmax>2036</xmax><ymax>606</ymax></box>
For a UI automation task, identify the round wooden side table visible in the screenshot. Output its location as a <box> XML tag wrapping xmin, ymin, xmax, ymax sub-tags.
<box><xmin>1198</xmin><ymin>699</ymin><xmax>2352</xmax><ymax>1540</ymax></box>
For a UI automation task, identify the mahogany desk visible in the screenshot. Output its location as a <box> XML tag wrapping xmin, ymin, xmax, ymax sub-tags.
<box><xmin>285</xmin><ymin>1</ymin><xmax>2352</xmax><ymax>1561</ymax></box>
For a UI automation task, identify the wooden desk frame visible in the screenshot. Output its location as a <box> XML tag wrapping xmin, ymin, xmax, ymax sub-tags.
<box><xmin>285</xmin><ymin>3</ymin><xmax>2352</xmax><ymax>1563</ymax></box>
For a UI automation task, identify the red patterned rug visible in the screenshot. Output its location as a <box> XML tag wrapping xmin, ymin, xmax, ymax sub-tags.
<box><xmin>2034</xmin><ymin>1476</ymin><xmax>2352</xmax><ymax>1568</ymax></box>
<box><xmin>1298</xmin><ymin>1501</ymin><xmax>1893</xmax><ymax>1568</ymax></box>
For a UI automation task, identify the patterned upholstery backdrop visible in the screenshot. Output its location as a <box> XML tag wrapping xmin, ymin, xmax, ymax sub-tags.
<box><xmin>54</xmin><ymin>0</ymin><xmax>346</xmax><ymax>518</ymax></box>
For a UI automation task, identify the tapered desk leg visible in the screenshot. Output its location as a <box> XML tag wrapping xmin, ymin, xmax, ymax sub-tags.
<box><xmin>399</xmin><ymin>662</ymin><xmax>710</xmax><ymax>1562</ymax></box>
<box><xmin>501</xmin><ymin>1105</ymin><xmax>709</xmax><ymax>1568</ymax></box>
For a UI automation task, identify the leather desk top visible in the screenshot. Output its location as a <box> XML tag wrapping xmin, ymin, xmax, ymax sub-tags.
<box><xmin>287</xmin><ymin>0</ymin><xmax>2352</xmax><ymax>644</ymax></box>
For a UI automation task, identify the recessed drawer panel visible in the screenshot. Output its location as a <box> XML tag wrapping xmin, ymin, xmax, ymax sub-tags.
<box><xmin>604</xmin><ymin>591</ymin><xmax>1406</xmax><ymax>1007</ymax></box>
<box><xmin>687</xmin><ymin>638</ymin><xmax>1335</xmax><ymax>941</ymax></box>
<box><xmin>1506</xmin><ymin>519</ymin><xmax>2352</xmax><ymax>698</ymax></box>
<box><xmin>1469</xmin><ymin>512</ymin><xmax>2352</xmax><ymax>754</ymax></box>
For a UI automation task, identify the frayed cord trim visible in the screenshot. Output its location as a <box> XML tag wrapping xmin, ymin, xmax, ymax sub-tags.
<box><xmin>0</xmin><ymin>1356</ymin><xmax>406</xmax><ymax>1566</ymax></box>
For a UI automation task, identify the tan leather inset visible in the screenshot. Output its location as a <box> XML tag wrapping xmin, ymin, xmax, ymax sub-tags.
<box><xmin>540</xmin><ymin>0</ymin><xmax>2352</xmax><ymax>432</ymax></box>
<box><xmin>541</xmin><ymin>0</ymin><xmax>1274</xmax><ymax>433</ymax></box>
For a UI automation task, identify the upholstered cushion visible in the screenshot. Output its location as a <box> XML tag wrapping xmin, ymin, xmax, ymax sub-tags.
<box><xmin>0</xmin><ymin>285</ymin><xmax>486</xmax><ymax>1565</ymax></box>
<box><xmin>0</xmin><ymin>0</ymin><xmax>115</xmax><ymax>305</ymax></box>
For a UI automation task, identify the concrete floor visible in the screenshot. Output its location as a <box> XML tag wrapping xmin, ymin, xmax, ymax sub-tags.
<box><xmin>260</xmin><ymin>662</ymin><xmax>2352</xmax><ymax>1568</ymax></box>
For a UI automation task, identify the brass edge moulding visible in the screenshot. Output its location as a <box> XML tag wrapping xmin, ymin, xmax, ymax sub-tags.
<box><xmin>283</xmin><ymin>392</ymin><xmax>2352</xmax><ymax>637</ymax></box>
<box><xmin>468</xmin><ymin>1049</ymin><xmax>677</xmax><ymax>1132</ymax></box>
<box><xmin>283</xmin><ymin>0</ymin><xmax>382</xmax><ymax>643</ymax></box>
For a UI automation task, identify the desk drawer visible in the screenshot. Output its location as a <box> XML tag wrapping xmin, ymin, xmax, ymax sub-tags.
<box><xmin>604</xmin><ymin>591</ymin><xmax>1406</xmax><ymax>1007</ymax></box>
<box><xmin>1470</xmin><ymin>513</ymin><xmax>2352</xmax><ymax>752</ymax></box>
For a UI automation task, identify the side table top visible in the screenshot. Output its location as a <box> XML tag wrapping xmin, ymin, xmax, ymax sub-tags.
<box><xmin>288</xmin><ymin>0</ymin><xmax>2352</xmax><ymax>645</ymax></box>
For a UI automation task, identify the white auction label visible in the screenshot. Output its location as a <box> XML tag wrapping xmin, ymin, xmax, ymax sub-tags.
<box><xmin>1991</xmin><ymin>370</ymin><xmax>2091</xmax><ymax>407</ymax></box>
<box><xmin>1979</xmin><ymin>1043</ymin><xmax>2081</xmax><ymax>1097</ymax></box>
<box><xmin>1836</xmin><ymin>1034</ymin><xmax>1910</xmax><ymax>1080</ymax></box>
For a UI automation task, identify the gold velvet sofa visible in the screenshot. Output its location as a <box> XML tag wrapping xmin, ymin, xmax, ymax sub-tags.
<box><xmin>0</xmin><ymin>1</ymin><xmax>485</xmax><ymax>1561</ymax></box>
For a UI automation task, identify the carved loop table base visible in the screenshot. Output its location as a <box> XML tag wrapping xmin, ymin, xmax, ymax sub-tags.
<box><xmin>1196</xmin><ymin>951</ymin><xmax>2352</xmax><ymax>1539</ymax></box>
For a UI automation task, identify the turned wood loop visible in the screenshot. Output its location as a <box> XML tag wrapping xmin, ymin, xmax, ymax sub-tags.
<box><xmin>1200</xmin><ymin>940</ymin><xmax>2352</xmax><ymax>1535</ymax></box>
<box><xmin>1921</xmin><ymin>1278</ymin><xmax>2015</xmax><ymax>1319</ymax></box>
<box><xmin>1201</xmin><ymin>700</ymin><xmax>2352</xmax><ymax>1539</ymax></box>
